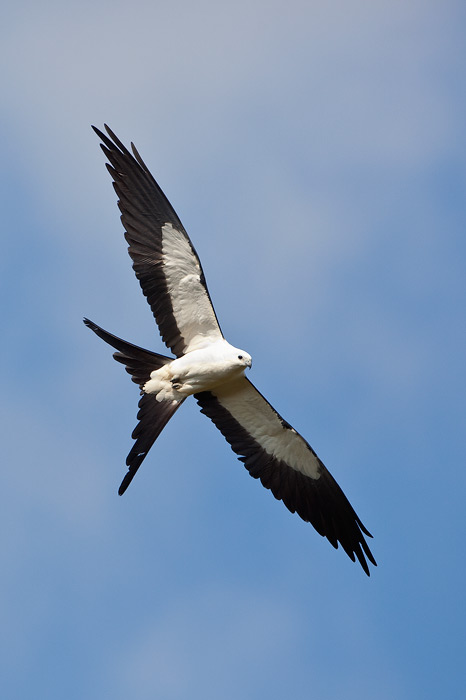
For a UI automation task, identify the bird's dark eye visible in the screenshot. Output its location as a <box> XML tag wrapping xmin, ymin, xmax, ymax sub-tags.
<box><xmin>238</xmin><ymin>355</ymin><xmax>243</xmax><ymax>360</ymax></box>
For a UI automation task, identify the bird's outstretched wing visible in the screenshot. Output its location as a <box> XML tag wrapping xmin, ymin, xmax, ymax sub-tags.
<box><xmin>93</xmin><ymin>125</ymin><xmax>223</xmax><ymax>357</ymax></box>
<box><xmin>196</xmin><ymin>378</ymin><xmax>376</xmax><ymax>575</ymax></box>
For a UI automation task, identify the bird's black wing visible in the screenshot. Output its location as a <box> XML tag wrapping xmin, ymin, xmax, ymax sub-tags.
<box><xmin>93</xmin><ymin>125</ymin><xmax>223</xmax><ymax>357</ymax></box>
<box><xmin>196</xmin><ymin>377</ymin><xmax>376</xmax><ymax>575</ymax></box>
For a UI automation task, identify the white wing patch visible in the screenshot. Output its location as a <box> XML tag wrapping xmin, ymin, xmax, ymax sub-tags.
<box><xmin>161</xmin><ymin>224</ymin><xmax>223</xmax><ymax>352</ymax></box>
<box><xmin>212</xmin><ymin>379</ymin><xmax>322</xmax><ymax>480</ymax></box>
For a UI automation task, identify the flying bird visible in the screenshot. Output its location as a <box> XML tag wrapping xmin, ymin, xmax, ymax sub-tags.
<box><xmin>85</xmin><ymin>125</ymin><xmax>376</xmax><ymax>575</ymax></box>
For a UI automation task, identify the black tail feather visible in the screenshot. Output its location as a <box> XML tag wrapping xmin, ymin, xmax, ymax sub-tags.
<box><xmin>119</xmin><ymin>392</ymin><xmax>185</xmax><ymax>494</ymax></box>
<box><xmin>84</xmin><ymin>318</ymin><xmax>183</xmax><ymax>493</ymax></box>
<box><xmin>83</xmin><ymin>318</ymin><xmax>171</xmax><ymax>388</ymax></box>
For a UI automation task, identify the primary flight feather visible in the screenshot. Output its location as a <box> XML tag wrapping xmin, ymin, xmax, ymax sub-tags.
<box><xmin>85</xmin><ymin>125</ymin><xmax>376</xmax><ymax>575</ymax></box>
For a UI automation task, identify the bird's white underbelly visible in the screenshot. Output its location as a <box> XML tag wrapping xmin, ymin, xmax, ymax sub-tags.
<box><xmin>143</xmin><ymin>344</ymin><xmax>247</xmax><ymax>401</ymax></box>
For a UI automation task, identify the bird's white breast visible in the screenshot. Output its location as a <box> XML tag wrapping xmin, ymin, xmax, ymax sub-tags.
<box><xmin>144</xmin><ymin>339</ymin><xmax>249</xmax><ymax>401</ymax></box>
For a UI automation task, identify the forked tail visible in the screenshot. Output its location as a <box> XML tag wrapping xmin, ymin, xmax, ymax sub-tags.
<box><xmin>83</xmin><ymin>318</ymin><xmax>185</xmax><ymax>494</ymax></box>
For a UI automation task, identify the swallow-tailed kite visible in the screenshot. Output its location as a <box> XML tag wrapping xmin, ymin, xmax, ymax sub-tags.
<box><xmin>85</xmin><ymin>125</ymin><xmax>376</xmax><ymax>575</ymax></box>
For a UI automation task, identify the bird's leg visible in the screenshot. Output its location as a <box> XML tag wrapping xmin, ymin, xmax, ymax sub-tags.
<box><xmin>170</xmin><ymin>377</ymin><xmax>182</xmax><ymax>391</ymax></box>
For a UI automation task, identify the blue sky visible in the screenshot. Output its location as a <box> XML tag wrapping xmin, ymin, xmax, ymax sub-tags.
<box><xmin>2</xmin><ymin>2</ymin><xmax>466</xmax><ymax>698</ymax></box>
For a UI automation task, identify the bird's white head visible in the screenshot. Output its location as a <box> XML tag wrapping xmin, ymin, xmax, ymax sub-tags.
<box><xmin>235</xmin><ymin>349</ymin><xmax>252</xmax><ymax>370</ymax></box>
<box><xmin>223</xmin><ymin>342</ymin><xmax>252</xmax><ymax>371</ymax></box>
